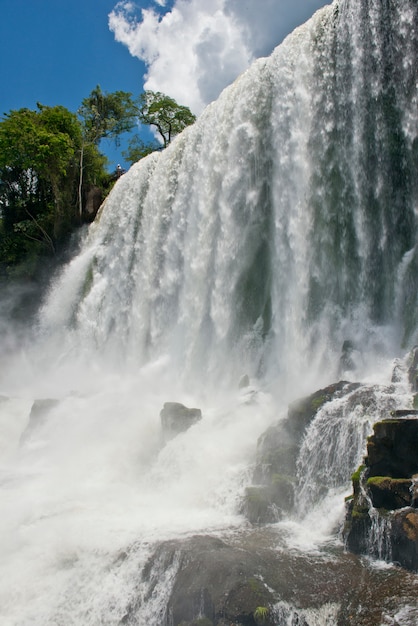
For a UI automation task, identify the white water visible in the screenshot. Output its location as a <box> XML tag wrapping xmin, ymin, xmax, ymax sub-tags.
<box><xmin>0</xmin><ymin>0</ymin><xmax>418</xmax><ymax>623</ymax></box>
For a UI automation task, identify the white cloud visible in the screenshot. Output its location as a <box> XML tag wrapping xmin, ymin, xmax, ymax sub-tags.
<box><xmin>109</xmin><ymin>0</ymin><xmax>327</xmax><ymax>114</ymax></box>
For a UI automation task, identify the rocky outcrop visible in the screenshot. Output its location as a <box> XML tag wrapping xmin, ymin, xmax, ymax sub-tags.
<box><xmin>20</xmin><ymin>398</ymin><xmax>59</xmax><ymax>443</ymax></box>
<box><xmin>83</xmin><ymin>185</ymin><xmax>103</xmax><ymax>221</ymax></box>
<box><xmin>160</xmin><ymin>402</ymin><xmax>202</xmax><ymax>443</ymax></box>
<box><xmin>243</xmin><ymin>381</ymin><xmax>359</xmax><ymax>523</ymax></box>
<box><xmin>120</xmin><ymin>528</ymin><xmax>418</xmax><ymax>625</ymax></box>
<box><xmin>344</xmin><ymin>415</ymin><xmax>418</xmax><ymax>570</ymax></box>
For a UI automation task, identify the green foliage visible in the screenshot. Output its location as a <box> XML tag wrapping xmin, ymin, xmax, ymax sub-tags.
<box><xmin>351</xmin><ymin>464</ymin><xmax>366</xmax><ymax>484</ymax></box>
<box><xmin>0</xmin><ymin>87</ymin><xmax>196</xmax><ymax>279</ymax></box>
<box><xmin>78</xmin><ymin>85</ymin><xmax>136</xmax><ymax>145</ymax></box>
<box><xmin>122</xmin><ymin>135</ymin><xmax>159</xmax><ymax>165</ymax></box>
<box><xmin>137</xmin><ymin>90</ymin><xmax>196</xmax><ymax>148</ymax></box>
<box><xmin>254</xmin><ymin>605</ymin><xmax>269</xmax><ymax>622</ymax></box>
<box><xmin>0</xmin><ymin>103</ymin><xmax>107</xmax><ymax>278</ymax></box>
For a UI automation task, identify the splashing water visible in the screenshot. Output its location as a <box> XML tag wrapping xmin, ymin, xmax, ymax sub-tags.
<box><xmin>0</xmin><ymin>0</ymin><xmax>417</xmax><ymax>623</ymax></box>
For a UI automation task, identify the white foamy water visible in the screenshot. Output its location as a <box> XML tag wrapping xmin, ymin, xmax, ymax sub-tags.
<box><xmin>0</xmin><ymin>0</ymin><xmax>418</xmax><ymax>623</ymax></box>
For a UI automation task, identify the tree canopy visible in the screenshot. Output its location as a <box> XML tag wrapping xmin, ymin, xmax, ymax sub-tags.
<box><xmin>136</xmin><ymin>91</ymin><xmax>196</xmax><ymax>149</ymax></box>
<box><xmin>0</xmin><ymin>103</ymin><xmax>106</xmax><ymax>277</ymax></box>
<box><xmin>78</xmin><ymin>85</ymin><xmax>137</xmax><ymax>146</ymax></box>
<box><xmin>0</xmin><ymin>87</ymin><xmax>196</xmax><ymax>279</ymax></box>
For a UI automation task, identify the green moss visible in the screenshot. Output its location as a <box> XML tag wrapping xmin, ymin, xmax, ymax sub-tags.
<box><xmin>351</xmin><ymin>504</ymin><xmax>369</xmax><ymax>520</ymax></box>
<box><xmin>351</xmin><ymin>464</ymin><xmax>366</xmax><ymax>485</ymax></box>
<box><xmin>311</xmin><ymin>395</ymin><xmax>326</xmax><ymax>411</ymax></box>
<box><xmin>254</xmin><ymin>605</ymin><xmax>269</xmax><ymax>623</ymax></box>
<box><xmin>413</xmin><ymin>394</ymin><xmax>418</xmax><ymax>410</ymax></box>
<box><xmin>366</xmin><ymin>476</ymin><xmax>390</xmax><ymax>487</ymax></box>
<box><xmin>386</xmin><ymin>417</ymin><xmax>401</xmax><ymax>423</ymax></box>
<box><xmin>248</xmin><ymin>577</ymin><xmax>264</xmax><ymax>594</ymax></box>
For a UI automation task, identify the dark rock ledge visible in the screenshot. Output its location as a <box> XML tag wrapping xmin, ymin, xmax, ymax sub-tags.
<box><xmin>344</xmin><ymin>413</ymin><xmax>418</xmax><ymax>571</ymax></box>
<box><xmin>344</xmin><ymin>347</ymin><xmax>418</xmax><ymax>571</ymax></box>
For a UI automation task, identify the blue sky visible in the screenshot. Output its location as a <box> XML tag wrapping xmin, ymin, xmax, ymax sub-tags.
<box><xmin>0</xmin><ymin>0</ymin><xmax>328</xmax><ymax>169</ymax></box>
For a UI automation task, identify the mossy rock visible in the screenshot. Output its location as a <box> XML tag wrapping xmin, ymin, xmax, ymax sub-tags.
<box><xmin>351</xmin><ymin>464</ymin><xmax>366</xmax><ymax>496</ymax></box>
<box><xmin>222</xmin><ymin>577</ymin><xmax>274</xmax><ymax>625</ymax></box>
<box><xmin>344</xmin><ymin>497</ymin><xmax>372</xmax><ymax>554</ymax></box>
<box><xmin>366</xmin><ymin>476</ymin><xmax>412</xmax><ymax>510</ymax></box>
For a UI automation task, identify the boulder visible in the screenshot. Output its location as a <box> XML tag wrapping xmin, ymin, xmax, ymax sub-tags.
<box><xmin>366</xmin><ymin>417</ymin><xmax>418</xmax><ymax>478</ymax></box>
<box><xmin>239</xmin><ymin>374</ymin><xmax>250</xmax><ymax>389</ymax></box>
<box><xmin>20</xmin><ymin>398</ymin><xmax>59</xmax><ymax>443</ymax></box>
<box><xmin>120</xmin><ymin>528</ymin><xmax>418</xmax><ymax>626</ymax></box>
<box><xmin>160</xmin><ymin>402</ymin><xmax>202</xmax><ymax>442</ymax></box>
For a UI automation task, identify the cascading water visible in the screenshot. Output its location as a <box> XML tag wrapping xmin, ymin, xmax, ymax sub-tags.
<box><xmin>1</xmin><ymin>0</ymin><xmax>418</xmax><ymax>624</ymax></box>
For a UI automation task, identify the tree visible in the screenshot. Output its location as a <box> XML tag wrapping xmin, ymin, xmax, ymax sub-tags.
<box><xmin>78</xmin><ymin>85</ymin><xmax>136</xmax><ymax>146</ymax></box>
<box><xmin>137</xmin><ymin>91</ymin><xmax>196</xmax><ymax>149</ymax></box>
<box><xmin>0</xmin><ymin>104</ymin><xmax>106</xmax><ymax>277</ymax></box>
<box><xmin>77</xmin><ymin>85</ymin><xmax>137</xmax><ymax>213</ymax></box>
<box><xmin>0</xmin><ymin>105</ymin><xmax>81</xmax><ymax>251</ymax></box>
<box><xmin>122</xmin><ymin>136</ymin><xmax>159</xmax><ymax>166</ymax></box>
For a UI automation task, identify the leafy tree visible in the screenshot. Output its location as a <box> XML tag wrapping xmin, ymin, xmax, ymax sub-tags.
<box><xmin>122</xmin><ymin>136</ymin><xmax>159</xmax><ymax>166</ymax></box>
<box><xmin>0</xmin><ymin>104</ymin><xmax>106</xmax><ymax>277</ymax></box>
<box><xmin>77</xmin><ymin>85</ymin><xmax>137</xmax><ymax>213</ymax></box>
<box><xmin>78</xmin><ymin>85</ymin><xmax>136</xmax><ymax>145</ymax></box>
<box><xmin>136</xmin><ymin>90</ymin><xmax>196</xmax><ymax>149</ymax></box>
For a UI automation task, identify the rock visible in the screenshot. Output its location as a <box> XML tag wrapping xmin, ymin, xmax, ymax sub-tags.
<box><xmin>239</xmin><ymin>374</ymin><xmax>250</xmax><ymax>389</ymax></box>
<box><xmin>83</xmin><ymin>185</ymin><xmax>103</xmax><ymax>220</ymax></box>
<box><xmin>120</xmin><ymin>528</ymin><xmax>418</xmax><ymax>626</ymax></box>
<box><xmin>160</xmin><ymin>402</ymin><xmax>202</xmax><ymax>442</ymax></box>
<box><xmin>407</xmin><ymin>346</ymin><xmax>418</xmax><ymax>391</ymax></box>
<box><xmin>391</xmin><ymin>509</ymin><xmax>418</xmax><ymax>570</ymax></box>
<box><xmin>243</xmin><ymin>477</ymin><xmax>294</xmax><ymax>524</ymax></box>
<box><xmin>344</xmin><ymin>416</ymin><xmax>418</xmax><ymax>571</ymax></box>
<box><xmin>366</xmin><ymin>417</ymin><xmax>418</xmax><ymax>478</ymax></box>
<box><xmin>20</xmin><ymin>398</ymin><xmax>59</xmax><ymax>443</ymax></box>
<box><xmin>366</xmin><ymin>476</ymin><xmax>412</xmax><ymax>510</ymax></box>
<box><xmin>246</xmin><ymin>381</ymin><xmax>359</xmax><ymax>522</ymax></box>
<box><xmin>339</xmin><ymin>339</ymin><xmax>356</xmax><ymax>373</ymax></box>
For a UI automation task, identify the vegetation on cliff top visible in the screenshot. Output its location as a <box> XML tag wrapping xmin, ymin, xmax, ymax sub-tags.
<box><xmin>0</xmin><ymin>87</ymin><xmax>195</xmax><ymax>281</ymax></box>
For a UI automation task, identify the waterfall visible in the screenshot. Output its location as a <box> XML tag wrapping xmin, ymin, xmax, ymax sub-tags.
<box><xmin>36</xmin><ymin>0</ymin><xmax>418</xmax><ymax>395</ymax></box>
<box><xmin>1</xmin><ymin>0</ymin><xmax>418</xmax><ymax>624</ymax></box>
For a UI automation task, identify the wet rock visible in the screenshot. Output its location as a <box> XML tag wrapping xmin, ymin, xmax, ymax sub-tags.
<box><xmin>243</xmin><ymin>477</ymin><xmax>294</xmax><ymax>524</ymax></box>
<box><xmin>160</xmin><ymin>402</ymin><xmax>202</xmax><ymax>442</ymax></box>
<box><xmin>246</xmin><ymin>381</ymin><xmax>359</xmax><ymax>522</ymax></box>
<box><xmin>239</xmin><ymin>374</ymin><xmax>250</xmax><ymax>389</ymax></box>
<box><xmin>20</xmin><ymin>398</ymin><xmax>59</xmax><ymax>443</ymax></box>
<box><xmin>407</xmin><ymin>346</ymin><xmax>418</xmax><ymax>391</ymax></box>
<box><xmin>366</xmin><ymin>476</ymin><xmax>412</xmax><ymax>510</ymax></box>
<box><xmin>122</xmin><ymin>528</ymin><xmax>418</xmax><ymax>626</ymax></box>
<box><xmin>344</xmin><ymin>416</ymin><xmax>418</xmax><ymax>571</ymax></box>
<box><xmin>391</xmin><ymin>508</ymin><xmax>418</xmax><ymax>570</ymax></box>
<box><xmin>366</xmin><ymin>417</ymin><xmax>418</xmax><ymax>478</ymax></box>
